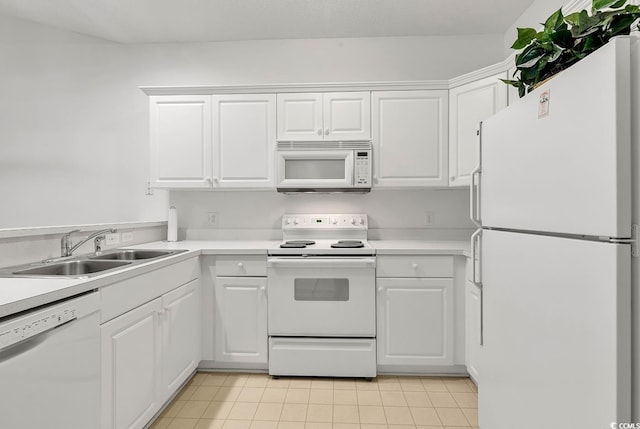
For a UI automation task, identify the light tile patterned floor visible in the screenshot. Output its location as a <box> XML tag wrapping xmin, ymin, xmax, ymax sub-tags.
<box><xmin>149</xmin><ymin>372</ymin><xmax>479</xmax><ymax>429</ymax></box>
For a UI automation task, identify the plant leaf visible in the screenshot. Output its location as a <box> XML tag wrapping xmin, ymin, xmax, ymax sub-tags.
<box><xmin>550</xmin><ymin>28</ymin><xmax>574</xmax><ymax>48</ymax></box>
<box><xmin>516</xmin><ymin>45</ymin><xmax>546</xmax><ymax>68</ymax></box>
<box><xmin>564</xmin><ymin>12</ymin><xmax>582</xmax><ymax>26</ymax></box>
<box><xmin>499</xmin><ymin>79</ymin><xmax>520</xmax><ymax>88</ymax></box>
<box><xmin>511</xmin><ymin>27</ymin><xmax>538</xmax><ymax>49</ymax></box>
<box><xmin>607</xmin><ymin>13</ymin><xmax>639</xmax><ymax>36</ymax></box>
<box><xmin>547</xmin><ymin>47</ymin><xmax>564</xmax><ymax>62</ymax></box>
<box><xmin>593</xmin><ymin>0</ymin><xmax>628</xmax><ymax>11</ymax></box>
<box><xmin>544</xmin><ymin>9</ymin><xmax>565</xmax><ymax>33</ymax></box>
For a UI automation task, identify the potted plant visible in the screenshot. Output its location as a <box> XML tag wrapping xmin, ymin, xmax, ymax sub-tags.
<box><xmin>503</xmin><ymin>0</ymin><xmax>640</xmax><ymax>97</ymax></box>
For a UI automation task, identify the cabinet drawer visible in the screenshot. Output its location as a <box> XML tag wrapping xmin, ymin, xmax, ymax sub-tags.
<box><xmin>377</xmin><ymin>255</ymin><xmax>454</xmax><ymax>278</ymax></box>
<box><xmin>216</xmin><ymin>255</ymin><xmax>267</xmax><ymax>277</ymax></box>
<box><xmin>101</xmin><ymin>258</ymin><xmax>199</xmax><ymax>323</ymax></box>
<box><xmin>269</xmin><ymin>337</ymin><xmax>376</xmax><ymax>378</ymax></box>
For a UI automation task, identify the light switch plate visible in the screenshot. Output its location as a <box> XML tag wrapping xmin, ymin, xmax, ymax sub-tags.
<box><xmin>121</xmin><ymin>232</ymin><xmax>134</xmax><ymax>243</ymax></box>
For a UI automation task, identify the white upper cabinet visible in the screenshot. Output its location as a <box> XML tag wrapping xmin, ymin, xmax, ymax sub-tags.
<box><xmin>277</xmin><ymin>92</ymin><xmax>371</xmax><ymax>141</ymax></box>
<box><xmin>448</xmin><ymin>73</ymin><xmax>508</xmax><ymax>187</ymax></box>
<box><xmin>150</xmin><ymin>95</ymin><xmax>213</xmax><ymax>188</ymax></box>
<box><xmin>212</xmin><ymin>94</ymin><xmax>276</xmax><ymax>188</ymax></box>
<box><xmin>371</xmin><ymin>90</ymin><xmax>449</xmax><ymax>187</ymax></box>
<box><xmin>150</xmin><ymin>94</ymin><xmax>275</xmax><ymax>189</ymax></box>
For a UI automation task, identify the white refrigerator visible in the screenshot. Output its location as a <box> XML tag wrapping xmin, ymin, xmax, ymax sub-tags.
<box><xmin>471</xmin><ymin>36</ymin><xmax>636</xmax><ymax>428</ymax></box>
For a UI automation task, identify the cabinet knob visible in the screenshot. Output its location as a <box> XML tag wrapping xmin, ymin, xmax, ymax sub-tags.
<box><xmin>317</xmin><ymin>129</ymin><xmax>322</xmax><ymax>136</ymax></box>
<box><xmin>260</xmin><ymin>286</ymin><xmax>266</xmax><ymax>292</ymax></box>
<box><xmin>412</xmin><ymin>263</ymin><xmax>418</xmax><ymax>269</ymax></box>
<box><xmin>237</xmin><ymin>262</ymin><xmax>244</xmax><ymax>268</ymax></box>
<box><xmin>205</xmin><ymin>176</ymin><xmax>213</xmax><ymax>184</ymax></box>
<box><xmin>377</xmin><ymin>287</ymin><xmax>383</xmax><ymax>292</ymax></box>
<box><xmin>324</xmin><ymin>129</ymin><xmax>330</xmax><ymax>136</ymax></box>
<box><xmin>450</xmin><ymin>176</ymin><xmax>455</xmax><ymax>181</ymax></box>
<box><xmin>213</xmin><ymin>177</ymin><xmax>219</xmax><ymax>184</ymax></box>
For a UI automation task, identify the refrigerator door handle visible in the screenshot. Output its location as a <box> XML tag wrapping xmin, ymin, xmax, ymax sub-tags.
<box><xmin>471</xmin><ymin>228</ymin><xmax>483</xmax><ymax>345</ymax></box>
<box><xmin>470</xmin><ymin>123</ymin><xmax>482</xmax><ymax>227</ymax></box>
<box><xmin>471</xmin><ymin>229</ymin><xmax>482</xmax><ymax>285</ymax></box>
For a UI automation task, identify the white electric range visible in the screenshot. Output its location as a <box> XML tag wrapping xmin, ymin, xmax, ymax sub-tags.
<box><xmin>267</xmin><ymin>214</ymin><xmax>377</xmax><ymax>378</ymax></box>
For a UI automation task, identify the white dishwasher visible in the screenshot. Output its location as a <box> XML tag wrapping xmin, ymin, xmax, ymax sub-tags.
<box><xmin>0</xmin><ymin>291</ymin><xmax>101</xmax><ymax>429</ymax></box>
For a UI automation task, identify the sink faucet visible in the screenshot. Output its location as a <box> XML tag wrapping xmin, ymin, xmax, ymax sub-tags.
<box><xmin>61</xmin><ymin>228</ymin><xmax>117</xmax><ymax>257</ymax></box>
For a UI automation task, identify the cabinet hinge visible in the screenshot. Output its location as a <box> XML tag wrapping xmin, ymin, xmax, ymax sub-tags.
<box><xmin>610</xmin><ymin>224</ymin><xmax>638</xmax><ymax>257</ymax></box>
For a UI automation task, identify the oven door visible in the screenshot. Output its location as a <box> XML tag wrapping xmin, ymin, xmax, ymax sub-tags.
<box><xmin>267</xmin><ymin>257</ymin><xmax>376</xmax><ymax>337</ymax></box>
<box><xmin>276</xmin><ymin>150</ymin><xmax>354</xmax><ymax>190</ymax></box>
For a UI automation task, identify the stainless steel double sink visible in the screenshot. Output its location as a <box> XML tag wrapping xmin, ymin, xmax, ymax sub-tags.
<box><xmin>0</xmin><ymin>249</ymin><xmax>188</xmax><ymax>279</ymax></box>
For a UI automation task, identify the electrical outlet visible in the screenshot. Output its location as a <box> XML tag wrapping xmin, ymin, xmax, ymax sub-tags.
<box><xmin>145</xmin><ymin>181</ymin><xmax>154</xmax><ymax>196</ymax></box>
<box><xmin>105</xmin><ymin>233</ymin><xmax>120</xmax><ymax>245</ymax></box>
<box><xmin>206</xmin><ymin>212</ymin><xmax>218</xmax><ymax>227</ymax></box>
<box><xmin>121</xmin><ymin>232</ymin><xmax>134</xmax><ymax>243</ymax></box>
<box><xmin>424</xmin><ymin>211</ymin><xmax>435</xmax><ymax>226</ymax></box>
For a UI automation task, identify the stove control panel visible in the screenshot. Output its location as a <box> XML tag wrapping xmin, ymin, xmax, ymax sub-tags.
<box><xmin>282</xmin><ymin>214</ymin><xmax>368</xmax><ymax>230</ymax></box>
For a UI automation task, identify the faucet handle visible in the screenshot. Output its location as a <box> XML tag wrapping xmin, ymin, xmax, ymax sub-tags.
<box><xmin>94</xmin><ymin>236</ymin><xmax>106</xmax><ymax>254</ymax></box>
<box><xmin>61</xmin><ymin>229</ymin><xmax>81</xmax><ymax>257</ymax></box>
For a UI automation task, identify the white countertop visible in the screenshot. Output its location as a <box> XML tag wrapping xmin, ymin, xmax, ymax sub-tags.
<box><xmin>0</xmin><ymin>239</ymin><xmax>468</xmax><ymax>319</ymax></box>
<box><xmin>371</xmin><ymin>240</ymin><xmax>470</xmax><ymax>256</ymax></box>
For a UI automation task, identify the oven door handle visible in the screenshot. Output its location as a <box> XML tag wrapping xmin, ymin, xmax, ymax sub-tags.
<box><xmin>267</xmin><ymin>257</ymin><xmax>376</xmax><ymax>269</ymax></box>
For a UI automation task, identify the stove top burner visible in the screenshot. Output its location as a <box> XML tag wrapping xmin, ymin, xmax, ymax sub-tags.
<box><xmin>280</xmin><ymin>243</ymin><xmax>307</xmax><ymax>248</ymax></box>
<box><xmin>279</xmin><ymin>240</ymin><xmax>317</xmax><ymax>248</ymax></box>
<box><xmin>331</xmin><ymin>240</ymin><xmax>365</xmax><ymax>248</ymax></box>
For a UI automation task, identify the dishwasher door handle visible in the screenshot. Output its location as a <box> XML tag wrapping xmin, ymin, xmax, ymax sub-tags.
<box><xmin>0</xmin><ymin>317</ymin><xmax>77</xmax><ymax>357</ymax></box>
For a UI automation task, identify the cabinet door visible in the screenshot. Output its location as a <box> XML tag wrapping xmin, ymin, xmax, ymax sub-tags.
<box><xmin>276</xmin><ymin>93</ymin><xmax>323</xmax><ymax>141</ymax></box>
<box><xmin>465</xmin><ymin>279</ymin><xmax>481</xmax><ymax>382</ymax></box>
<box><xmin>372</xmin><ymin>91</ymin><xmax>449</xmax><ymax>187</ymax></box>
<box><xmin>213</xmin><ymin>94</ymin><xmax>276</xmax><ymax>188</ymax></box>
<box><xmin>161</xmin><ymin>279</ymin><xmax>201</xmax><ymax>400</ymax></box>
<box><xmin>323</xmin><ymin>92</ymin><xmax>371</xmax><ymax>140</ymax></box>
<box><xmin>377</xmin><ymin>278</ymin><xmax>454</xmax><ymax>366</ymax></box>
<box><xmin>101</xmin><ymin>299</ymin><xmax>162</xmax><ymax>429</ymax></box>
<box><xmin>150</xmin><ymin>95</ymin><xmax>212</xmax><ymax>188</ymax></box>
<box><xmin>449</xmin><ymin>73</ymin><xmax>507</xmax><ymax>187</ymax></box>
<box><xmin>214</xmin><ymin>277</ymin><xmax>268</xmax><ymax>364</ymax></box>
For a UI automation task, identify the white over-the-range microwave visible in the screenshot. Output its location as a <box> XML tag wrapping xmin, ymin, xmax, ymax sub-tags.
<box><xmin>276</xmin><ymin>141</ymin><xmax>372</xmax><ymax>193</ymax></box>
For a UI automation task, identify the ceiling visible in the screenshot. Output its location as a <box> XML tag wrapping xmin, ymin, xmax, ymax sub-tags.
<box><xmin>0</xmin><ymin>0</ymin><xmax>536</xmax><ymax>44</ymax></box>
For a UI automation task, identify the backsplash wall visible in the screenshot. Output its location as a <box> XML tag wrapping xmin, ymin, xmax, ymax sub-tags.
<box><xmin>170</xmin><ymin>189</ymin><xmax>474</xmax><ymax>239</ymax></box>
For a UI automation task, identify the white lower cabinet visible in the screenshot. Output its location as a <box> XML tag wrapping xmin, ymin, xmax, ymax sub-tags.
<box><xmin>161</xmin><ymin>279</ymin><xmax>201</xmax><ymax>397</ymax></box>
<box><xmin>101</xmin><ymin>299</ymin><xmax>163</xmax><ymax>429</ymax></box>
<box><xmin>465</xmin><ymin>257</ymin><xmax>481</xmax><ymax>382</ymax></box>
<box><xmin>101</xmin><ymin>259</ymin><xmax>201</xmax><ymax>429</ymax></box>
<box><xmin>465</xmin><ymin>280</ymin><xmax>481</xmax><ymax>381</ymax></box>
<box><xmin>214</xmin><ymin>276</ymin><xmax>268</xmax><ymax>365</ymax></box>
<box><xmin>377</xmin><ymin>278</ymin><xmax>454</xmax><ymax>366</ymax></box>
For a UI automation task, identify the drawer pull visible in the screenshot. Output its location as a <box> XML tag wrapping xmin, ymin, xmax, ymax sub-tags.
<box><xmin>237</xmin><ymin>262</ymin><xmax>244</xmax><ymax>268</ymax></box>
<box><xmin>411</xmin><ymin>263</ymin><xmax>418</xmax><ymax>269</ymax></box>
